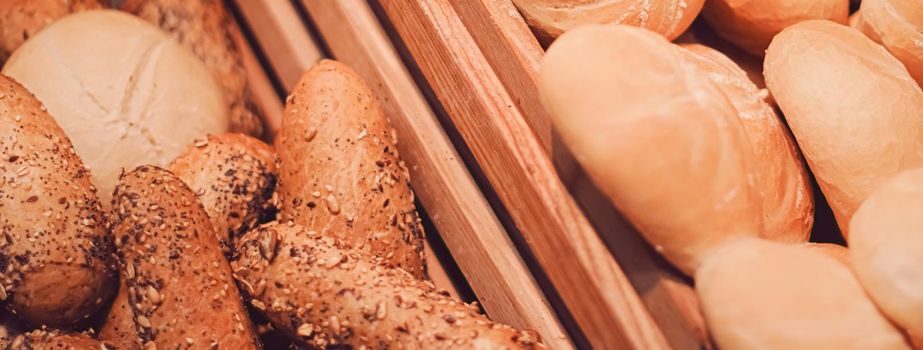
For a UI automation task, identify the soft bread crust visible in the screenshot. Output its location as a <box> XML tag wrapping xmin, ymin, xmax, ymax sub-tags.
<box><xmin>6</xmin><ymin>330</ymin><xmax>109</xmax><ymax>350</ymax></box>
<box><xmin>170</xmin><ymin>133</ymin><xmax>278</xmax><ymax>250</ymax></box>
<box><xmin>122</xmin><ymin>0</ymin><xmax>263</xmax><ymax>136</ymax></box>
<box><xmin>513</xmin><ymin>0</ymin><xmax>704</xmax><ymax>43</ymax></box>
<box><xmin>854</xmin><ymin>0</ymin><xmax>923</xmax><ymax>87</ymax></box>
<box><xmin>697</xmin><ymin>238</ymin><xmax>910</xmax><ymax>350</ymax></box>
<box><xmin>99</xmin><ymin>281</ymin><xmax>141</xmax><ymax>350</ymax></box>
<box><xmin>679</xmin><ymin>43</ymin><xmax>813</xmax><ymax>243</ymax></box>
<box><xmin>111</xmin><ymin>165</ymin><xmax>258</xmax><ymax>349</ymax></box>
<box><xmin>0</xmin><ymin>74</ymin><xmax>115</xmax><ymax>327</ymax></box>
<box><xmin>231</xmin><ymin>222</ymin><xmax>545</xmax><ymax>349</ymax></box>
<box><xmin>806</xmin><ymin>242</ymin><xmax>851</xmax><ymax>266</ymax></box>
<box><xmin>764</xmin><ymin>20</ymin><xmax>923</xmax><ymax>238</ymax></box>
<box><xmin>702</xmin><ymin>0</ymin><xmax>849</xmax><ymax>56</ymax></box>
<box><xmin>277</xmin><ymin>60</ymin><xmax>425</xmax><ymax>279</ymax></box>
<box><xmin>0</xmin><ymin>0</ymin><xmax>101</xmax><ymax>62</ymax></box>
<box><xmin>850</xmin><ymin>168</ymin><xmax>923</xmax><ymax>346</ymax></box>
<box><xmin>540</xmin><ymin>24</ymin><xmax>761</xmax><ymax>275</ymax></box>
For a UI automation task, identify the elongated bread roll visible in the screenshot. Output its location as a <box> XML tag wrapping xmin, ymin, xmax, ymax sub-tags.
<box><xmin>702</xmin><ymin>0</ymin><xmax>849</xmax><ymax>56</ymax></box>
<box><xmin>513</xmin><ymin>0</ymin><xmax>704</xmax><ymax>43</ymax></box>
<box><xmin>99</xmin><ymin>282</ymin><xmax>141</xmax><ymax>350</ymax></box>
<box><xmin>854</xmin><ymin>0</ymin><xmax>923</xmax><ymax>87</ymax></box>
<box><xmin>850</xmin><ymin>168</ymin><xmax>923</xmax><ymax>346</ymax></box>
<box><xmin>6</xmin><ymin>330</ymin><xmax>110</xmax><ymax>350</ymax></box>
<box><xmin>540</xmin><ymin>24</ymin><xmax>761</xmax><ymax>275</ymax></box>
<box><xmin>277</xmin><ymin>60</ymin><xmax>425</xmax><ymax>279</ymax></box>
<box><xmin>231</xmin><ymin>222</ymin><xmax>545</xmax><ymax>349</ymax></box>
<box><xmin>679</xmin><ymin>44</ymin><xmax>813</xmax><ymax>243</ymax></box>
<box><xmin>697</xmin><ymin>238</ymin><xmax>910</xmax><ymax>350</ymax></box>
<box><xmin>111</xmin><ymin>165</ymin><xmax>259</xmax><ymax>349</ymax></box>
<box><xmin>765</xmin><ymin>20</ymin><xmax>923</xmax><ymax>238</ymax></box>
<box><xmin>0</xmin><ymin>0</ymin><xmax>101</xmax><ymax>61</ymax></box>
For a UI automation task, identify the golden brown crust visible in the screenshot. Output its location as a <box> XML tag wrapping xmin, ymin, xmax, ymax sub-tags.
<box><xmin>277</xmin><ymin>60</ymin><xmax>425</xmax><ymax>279</ymax></box>
<box><xmin>7</xmin><ymin>329</ymin><xmax>110</xmax><ymax>350</ymax></box>
<box><xmin>98</xmin><ymin>281</ymin><xmax>141</xmax><ymax>350</ymax></box>
<box><xmin>232</xmin><ymin>222</ymin><xmax>545</xmax><ymax>349</ymax></box>
<box><xmin>855</xmin><ymin>0</ymin><xmax>923</xmax><ymax>87</ymax></box>
<box><xmin>0</xmin><ymin>74</ymin><xmax>115</xmax><ymax>328</ymax></box>
<box><xmin>0</xmin><ymin>0</ymin><xmax>101</xmax><ymax>62</ymax></box>
<box><xmin>111</xmin><ymin>165</ymin><xmax>259</xmax><ymax>349</ymax></box>
<box><xmin>121</xmin><ymin>0</ymin><xmax>263</xmax><ymax>137</ymax></box>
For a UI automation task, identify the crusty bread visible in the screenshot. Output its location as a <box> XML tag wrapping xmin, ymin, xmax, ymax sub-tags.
<box><xmin>540</xmin><ymin>24</ymin><xmax>761</xmax><ymax>275</ymax></box>
<box><xmin>121</xmin><ymin>0</ymin><xmax>263</xmax><ymax>137</ymax></box>
<box><xmin>850</xmin><ymin>168</ymin><xmax>923</xmax><ymax>347</ymax></box>
<box><xmin>111</xmin><ymin>165</ymin><xmax>259</xmax><ymax>349</ymax></box>
<box><xmin>697</xmin><ymin>238</ymin><xmax>910</xmax><ymax>350</ymax></box>
<box><xmin>98</xmin><ymin>282</ymin><xmax>141</xmax><ymax>350</ymax></box>
<box><xmin>277</xmin><ymin>60</ymin><xmax>425</xmax><ymax>279</ymax></box>
<box><xmin>170</xmin><ymin>133</ymin><xmax>278</xmax><ymax>252</ymax></box>
<box><xmin>679</xmin><ymin>43</ymin><xmax>813</xmax><ymax>243</ymax></box>
<box><xmin>6</xmin><ymin>329</ymin><xmax>110</xmax><ymax>350</ymax></box>
<box><xmin>854</xmin><ymin>0</ymin><xmax>923</xmax><ymax>87</ymax></box>
<box><xmin>231</xmin><ymin>222</ymin><xmax>545</xmax><ymax>349</ymax></box>
<box><xmin>513</xmin><ymin>0</ymin><xmax>704</xmax><ymax>44</ymax></box>
<box><xmin>0</xmin><ymin>0</ymin><xmax>101</xmax><ymax>62</ymax></box>
<box><xmin>764</xmin><ymin>20</ymin><xmax>923</xmax><ymax>238</ymax></box>
<box><xmin>702</xmin><ymin>0</ymin><xmax>849</xmax><ymax>56</ymax></box>
<box><xmin>0</xmin><ymin>74</ymin><xmax>116</xmax><ymax>327</ymax></box>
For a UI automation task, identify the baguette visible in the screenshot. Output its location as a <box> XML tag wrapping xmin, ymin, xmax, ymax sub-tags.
<box><xmin>231</xmin><ymin>222</ymin><xmax>545</xmax><ymax>349</ymax></box>
<box><xmin>0</xmin><ymin>0</ymin><xmax>101</xmax><ymax>62</ymax></box>
<box><xmin>854</xmin><ymin>0</ymin><xmax>923</xmax><ymax>87</ymax></box>
<box><xmin>764</xmin><ymin>20</ymin><xmax>923</xmax><ymax>237</ymax></box>
<box><xmin>5</xmin><ymin>330</ymin><xmax>110</xmax><ymax>350</ymax></box>
<box><xmin>111</xmin><ymin>165</ymin><xmax>259</xmax><ymax>349</ymax></box>
<box><xmin>277</xmin><ymin>60</ymin><xmax>425</xmax><ymax>279</ymax></box>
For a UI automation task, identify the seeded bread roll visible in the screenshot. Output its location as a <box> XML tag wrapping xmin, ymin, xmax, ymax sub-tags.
<box><xmin>0</xmin><ymin>74</ymin><xmax>116</xmax><ymax>328</ymax></box>
<box><xmin>170</xmin><ymin>133</ymin><xmax>278</xmax><ymax>251</ymax></box>
<box><xmin>231</xmin><ymin>222</ymin><xmax>545</xmax><ymax>349</ymax></box>
<box><xmin>854</xmin><ymin>0</ymin><xmax>923</xmax><ymax>87</ymax></box>
<box><xmin>0</xmin><ymin>0</ymin><xmax>101</xmax><ymax>62</ymax></box>
<box><xmin>98</xmin><ymin>282</ymin><xmax>141</xmax><ymax>350</ymax></box>
<box><xmin>111</xmin><ymin>165</ymin><xmax>259</xmax><ymax>349</ymax></box>
<box><xmin>702</xmin><ymin>0</ymin><xmax>849</xmax><ymax>56</ymax></box>
<box><xmin>121</xmin><ymin>0</ymin><xmax>263</xmax><ymax>137</ymax></box>
<box><xmin>540</xmin><ymin>24</ymin><xmax>761</xmax><ymax>275</ymax></box>
<box><xmin>277</xmin><ymin>60</ymin><xmax>425</xmax><ymax>279</ymax></box>
<box><xmin>679</xmin><ymin>43</ymin><xmax>814</xmax><ymax>243</ymax></box>
<box><xmin>697</xmin><ymin>238</ymin><xmax>910</xmax><ymax>350</ymax></box>
<box><xmin>765</xmin><ymin>20</ymin><xmax>923</xmax><ymax>237</ymax></box>
<box><xmin>6</xmin><ymin>330</ymin><xmax>110</xmax><ymax>350</ymax></box>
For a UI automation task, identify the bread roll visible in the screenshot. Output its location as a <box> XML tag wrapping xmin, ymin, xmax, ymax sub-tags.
<box><xmin>122</xmin><ymin>0</ymin><xmax>263</xmax><ymax>137</ymax></box>
<box><xmin>0</xmin><ymin>0</ymin><xmax>101</xmax><ymax>62</ymax></box>
<box><xmin>2</xmin><ymin>10</ymin><xmax>229</xmax><ymax>204</ymax></box>
<box><xmin>231</xmin><ymin>222</ymin><xmax>545</xmax><ymax>349</ymax></box>
<box><xmin>854</xmin><ymin>0</ymin><xmax>923</xmax><ymax>87</ymax></box>
<box><xmin>764</xmin><ymin>20</ymin><xmax>923</xmax><ymax>237</ymax></box>
<box><xmin>697</xmin><ymin>238</ymin><xmax>910</xmax><ymax>350</ymax></box>
<box><xmin>850</xmin><ymin>168</ymin><xmax>923</xmax><ymax>346</ymax></box>
<box><xmin>679</xmin><ymin>43</ymin><xmax>813</xmax><ymax>243</ymax></box>
<box><xmin>111</xmin><ymin>165</ymin><xmax>258</xmax><ymax>349</ymax></box>
<box><xmin>513</xmin><ymin>0</ymin><xmax>704</xmax><ymax>44</ymax></box>
<box><xmin>98</xmin><ymin>282</ymin><xmax>141</xmax><ymax>350</ymax></box>
<box><xmin>702</xmin><ymin>0</ymin><xmax>849</xmax><ymax>56</ymax></box>
<box><xmin>6</xmin><ymin>330</ymin><xmax>110</xmax><ymax>350</ymax></box>
<box><xmin>540</xmin><ymin>24</ymin><xmax>761</xmax><ymax>275</ymax></box>
<box><xmin>806</xmin><ymin>242</ymin><xmax>850</xmax><ymax>266</ymax></box>
<box><xmin>170</xmin><ymin>133</ymin><xmax>278</xmax><ymax>251</ymax></box>
<box><xmin>277</xmin><ymin>60</ymin><xmax>425</xmax><ymax>279</ymax></box>
<box><xmin>0</xmin><ymin>74</ymin><xmax>116</xmax><ymax>328</ymax></box>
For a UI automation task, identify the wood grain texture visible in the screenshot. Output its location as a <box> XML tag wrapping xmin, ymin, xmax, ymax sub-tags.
<box><xmin>298</xmin><ymin>1</ymin><xmax>571</xmax><ymax>348</ymax></box>
<box><xmin>375</xmin><ymin>0</ymin><xmax>670</xmax><ymax>348</ymax></box>
<box><xmin>226</xmin><ymin>18</ymin><xmax>284</xmax><ymax>137</ymax></box>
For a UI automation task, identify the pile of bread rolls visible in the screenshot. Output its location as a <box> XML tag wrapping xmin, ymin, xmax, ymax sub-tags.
<box><xmin>536</xmin><ymin>0</ymin><xmax>923</xmax><ymax>348</ymax></box>
<box><xmin>0</xmin><ymin>1</ymin><xmax>545</xmax><ymax>349</ymax></box>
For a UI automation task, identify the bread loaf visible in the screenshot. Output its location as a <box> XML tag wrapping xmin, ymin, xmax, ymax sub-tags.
<box><xmin>850</xmin><ymin>168</ymin><xmax>923</xmax><ymax>346</ymax></box>
<box><xmin>679</xmin><ymin>43</ymin><xmax>813</xmax><ymax>243</ymax></box>
<box><xmin>0</xmin><ymin>0</ymin><xmax>100</xmax><ymax>62</ymax></box>
<box><xmin>702</xmin><ymin>0</ymin><xmax>849</xmax><ymax>56</ymax></box>
<box><xmin>764</xmin><ymin>20</ymin><xmax>923</xmax><ymax>237</ymax></box>
<box><xmin>277</xmin><ymin>60</ymin><xmax>425</xmax><ymax>279</ymax></box>
<box><xmin>806</xmin><ymin>242</ymin><xmax>850</xmax><ymax>266</ymax></box>
<box><xmin>853</xmin><ymin>0</ymin><xmax>923</xmax><ymax>87</ymax></box>
<box><xmin>697</xmin><ymin>238</ymin><xmax>910</xmax><ymax>350</ymax></box>
<box><xmin>540</xmin><ymin>24</ymin><xmax>761</xmax><ymax>275</ymax></box>
<box><xmin>513</xmin><ymin>0</ymin><xmax>704</xmax><ymax>44</ymax></box>
<box><xmin>98</xmin><ymin>282</ymin><xmax>141</xmax><ymax>350</ymax></box>
<box><xmin>231</xmin><ymin>222</ymin><xmax>545</xmax><ymax>349</ymax></box>
<box><xmin>6</xmin><ymin>330</ymin><xmax>110</xmax><ymax>350</ymax></box>
<box><xmin>111</xmin><ymin>165</ymin><xmax>258</xmax><ymax>349</ymax></box>
<box><xmin>0</xmin><ymin>74</ymin><xmax>116</xmax><ymax>328</ymax></box>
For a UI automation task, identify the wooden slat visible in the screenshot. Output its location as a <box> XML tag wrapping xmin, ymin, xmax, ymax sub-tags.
<box><xmin>375</xmin><ymin>0</ymin><xmax>670</xmax><ymax>348</ymax></box>
<box><xmin>226</xmin><ymin>13</ymin><xmax>284</xmax><ymax>138</ymax></box>
<box><xmin>298</xmin><ymin>1</ymin><xmax>571</xmax><ymax>348</ymax></box>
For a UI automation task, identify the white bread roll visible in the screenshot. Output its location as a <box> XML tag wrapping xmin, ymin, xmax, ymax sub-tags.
<box><xmin>850</xmin><ymin>168</ymin><xmax>923</xmax><ymax>346</ymax></box>
<box><xmin>854</xmin><ymin>0</ymin><xmax>923</xmax><ymax>87</ymax></box>
<box><xmin>697</xmin><ymin>238</ymin><xmax>910</xmax><ymax>350</ymax></box>
<box><xmin>702</xmin><ymin>0</ymin><xmax>849</xmax><ymax>56</ymax></box>
<box><xmin>540</xmin><ymin>24</ymin><xmax>761</xmax><ymax>275</ymax></box>
<box><xmin>2</xmin><ymin>10</ymin><xmax>228</xmax><ymax>203</ymax></box>
<box><xmin>679</xmin><ymin>44</ymin><xmax>813</xmax><ymax>243</ymax></box>
<box><xmin>765</xmin><ymin>20</ymin><xmax>923</xmax><ymax>238</ymax></box>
